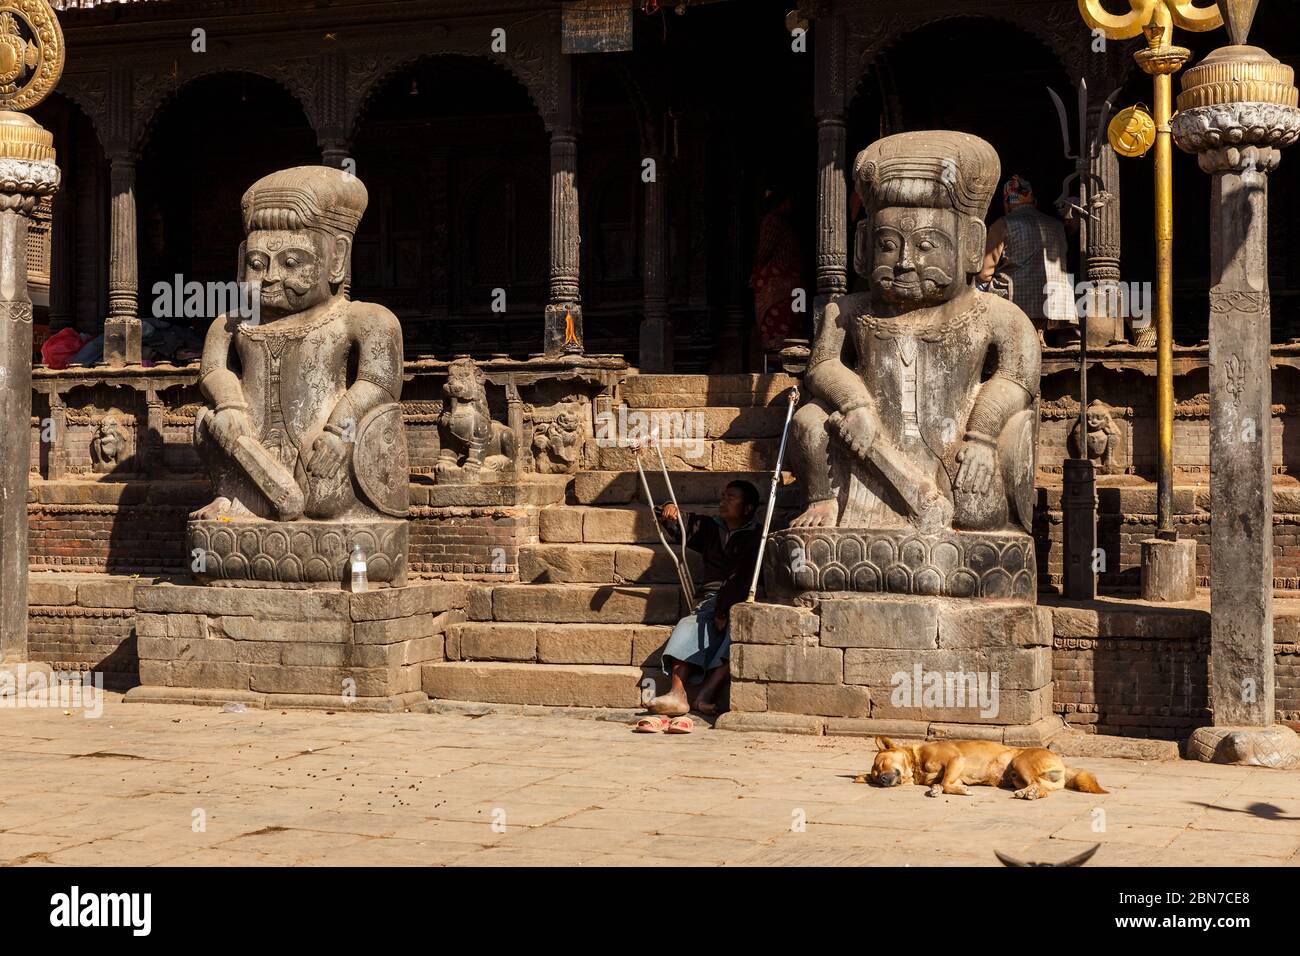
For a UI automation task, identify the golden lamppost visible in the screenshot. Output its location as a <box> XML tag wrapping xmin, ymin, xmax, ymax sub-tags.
<box><xmin>0</xmin><ymin>0</ymin><xmax>62</xmax><ymax>666</ymax></box>
<box><xmin>1078</xmin><ymin>0</ymin><xmax>1221</xmax><ymax>600</ymax></box>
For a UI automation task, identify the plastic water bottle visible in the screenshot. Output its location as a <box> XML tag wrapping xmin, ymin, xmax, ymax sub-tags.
<box><xmin>349</xmin><ymin>544</ymin><xmax>369</xmax><ymax>593</ymax></box>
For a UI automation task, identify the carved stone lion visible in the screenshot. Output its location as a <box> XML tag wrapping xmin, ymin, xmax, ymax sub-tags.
<box><xmin>435</xmin><ymin>357</ymin><xmax>516</xmax><ymax>483</ymax></box>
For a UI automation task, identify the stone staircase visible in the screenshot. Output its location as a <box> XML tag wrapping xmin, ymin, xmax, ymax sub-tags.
<box><xmin>422</xmin><ymin>373</ymin><xmax>802</xmax><ymax>711</ymax></box>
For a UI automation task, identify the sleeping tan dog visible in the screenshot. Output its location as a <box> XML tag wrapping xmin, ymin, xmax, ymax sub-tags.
<box><xmin>856</xmin><ymin>736</ymin><xmax>1108</xmax><ymax>800</ymax></box>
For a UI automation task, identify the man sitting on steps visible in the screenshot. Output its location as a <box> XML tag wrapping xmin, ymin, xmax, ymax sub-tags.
<box><xmin>646</xmin><ymin>480</ymin><xmax>763</xmax><ymax>718</ymax></box>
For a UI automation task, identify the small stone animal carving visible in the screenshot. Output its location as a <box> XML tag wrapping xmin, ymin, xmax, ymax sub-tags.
<box><xmin>532</xmin><ymin>410</ymin><xmax>582</xmax><ymax>474</ymax></box>
<box><xmin>1069</xmin><ymin>399</ymin><xmax>1122</xmax><ymax>474</ymax></box>
<box><xmin>435</xmin><ymin>357</ymin><xmax>516</xmax><ymax>482</ymax></box>
<box><xmin>90</xmin><ymin>414</ymin><xmax>126</xmax><ymax>473</ymax></box>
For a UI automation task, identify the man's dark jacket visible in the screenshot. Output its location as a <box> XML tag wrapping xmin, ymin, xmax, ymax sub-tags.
<box><xmin>662</xmin><ymin>511</ymin><xmax>763</xmax><ymax>619</ymax></box>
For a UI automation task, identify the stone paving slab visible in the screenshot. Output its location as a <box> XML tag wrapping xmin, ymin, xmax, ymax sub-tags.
<box><xmin>0</xmin><ymin>693</ymin><xmax>1297</xmax><ymax>867</ymax></box>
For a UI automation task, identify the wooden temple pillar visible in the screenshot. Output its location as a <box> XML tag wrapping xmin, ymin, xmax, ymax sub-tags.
<box><xmin>544</xmin><ymin>55</ymin><xmax>582</xmax><ymax>356</ymax></box>
<box><xmin>814</xmin><ymin>11</ymin><xmax>849</xmax><ymax>322</ymax></box>
<box><xmin>639</xmin><ymin>144</ymin><xmax>670</xmax><ymax>372</ymax></box>
<box><xmin>103</xmin><ymin>68</ymin><xmax>140</xmax><ymax>367</ymax></box>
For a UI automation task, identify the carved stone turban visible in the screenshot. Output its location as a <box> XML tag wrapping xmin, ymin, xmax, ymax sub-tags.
<box><xmin>853</xmin><ymin>131</ymin><xmax>1000</xmax><ymax>221</ymax></box>
<box><xmin>241</xmin><ymin>165</ymin><xmax>369</xmax><ymax>238</ymax></box>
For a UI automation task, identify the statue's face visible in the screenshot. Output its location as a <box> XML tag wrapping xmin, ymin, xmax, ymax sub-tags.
<box><xmin>243</xmin><ymin>230</ymin><xmax>336</xmax><ymax>317</ymax></box>
<box><xmin>867</xmin><ymin>207</ymin><xmax>962</xmax><ymax>308</ymax></box>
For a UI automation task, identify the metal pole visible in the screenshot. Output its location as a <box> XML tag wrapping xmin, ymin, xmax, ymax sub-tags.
<box><xmin>1153</xmin><ymin>66</ymin><xmax>1178</xmax><ymax>536</ymax></box>
<box><xmin>747</xmin><ymin>387</ymin><xmax>799</xmax><ymax>603</ymax></box>
<box><xmin>633</xmin><ymin>446</ymin><xmax>694</xmax><ymax>607</ymax></box>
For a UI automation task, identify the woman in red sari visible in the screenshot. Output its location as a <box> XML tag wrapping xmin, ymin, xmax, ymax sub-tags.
<box><xmin>749</xmin><ymin>188</ymin><xmax>804</xmax><ymax>366</ymax></box>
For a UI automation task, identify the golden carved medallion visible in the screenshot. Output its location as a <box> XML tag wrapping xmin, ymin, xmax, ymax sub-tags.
<box><xmin>1109</xmin><ymin>105</ymin><xmax>1157</xmax><ymax>157</ymax></box>
<box><xmin>0</xmin><ymin>1</ymin><xmax>63</xmax><ymax>111</ymax></box>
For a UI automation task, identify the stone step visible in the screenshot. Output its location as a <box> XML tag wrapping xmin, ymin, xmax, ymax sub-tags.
<box><xmin>423</xmin><ymin>661</ymin><xmax>666</xmax><ymax>708</ymax></box>
<box><xmin>447</xmin><ymin>622</ymin><xmax>672</xmax><ymax>667</ymax></box>
<box><xmin>490</xmin><ymin>583</ymin><xmax>684</xmax><ymax>624</ymax></box>
<box><xmin>518</xmin><ymin>543</ymin><xmax>698</xmax><ymax>584</ymax></box>
<box><xmin>595</xmin><ymin>438</ymin><xmax>779</xmax><ymax>472</ymax></box>
<box><xmin>539</xmin><ymin>506</ymin><xmax>660</xmax><ymax>544</ymax></box>
<box><xmin>619</xmin><ymin>373</ymin><xmax>799</xmax><ymax>409</ymax></box>
<box><xmin>598</xmin><ymin>405</ymin><xmax>791</xmax><ymax>441</ymax></box>
<box><xmin>571</xmin><ymin>470</ymin><xmax>803</xmax><ymax>507</ymax></box>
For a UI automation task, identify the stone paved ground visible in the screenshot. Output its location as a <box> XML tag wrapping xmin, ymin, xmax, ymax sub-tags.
<box><xmin>1</xmin><ymin>694</ymin><xmax>1298</xmax><ymax>867</ymax></box>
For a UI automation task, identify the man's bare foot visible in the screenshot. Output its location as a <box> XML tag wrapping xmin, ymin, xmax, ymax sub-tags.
<box><xmin>790</xmin><ymin>498</ymin><xmax>838</xmax><ymax>528</ymax></box>
<box><xmin>696</xmin><ymin>699</ymin><xmax>717</xmax><ymax>716</ymax></box>
<box><xmin>647</xmin><ymin>688</ymin><xmax>690</xmax><ymax>717</ymax></box>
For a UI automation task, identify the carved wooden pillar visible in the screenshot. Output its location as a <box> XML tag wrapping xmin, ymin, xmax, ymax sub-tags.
<box><xmin>49</xmin><ymin>183</ymin><xmax>74</xmax><ymax>330</ymax></box>
<box><xmin>317</xmin><ymin>52</ymin><xmax>350</xmax><ymax>169</ymax></box>
<box><xmin>640</xmin><ymin>150</ymin><xmax>670</xmax><ymax>372</ymax></box>
<box><xmin>104</xmin><ymin>150</ymin><xmax>140</xmax><ymax>365</ymax></box>
<box><xmin>103</xmin><ymin>68</ymin><xmax>139</xmax><ymax>366</ymax></box>
<box><xmin>814</xmin><ymin>13</ymin><xmax>848</xmax><ymax>301</ymax></box>
<box><xmin>544</xmin><ymin>57</ymin><xmax>581</xmax><ymax>355</ymax></box>
<box><xmin>545</xmin><ymin>126</ymin><xmax>582</xmax><ymax>354</ymax></box>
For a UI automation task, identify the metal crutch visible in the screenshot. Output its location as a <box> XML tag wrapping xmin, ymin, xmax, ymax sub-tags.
<box><xmin>747</xmin><ymin>385</ymin><xmax>799</xmax><ymax>603</ymax></box>
<box><xmin>631</xmin><ymin>430</ymin><xmax>695</xmax><ymax>606</ymax></box>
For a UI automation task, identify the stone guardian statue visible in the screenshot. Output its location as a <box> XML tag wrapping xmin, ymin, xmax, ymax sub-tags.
<box><xmin>773</xmin><ymin>131</ymin><xmax>1041</xmax><ymax>599</ymax></box>
<box><xmin>187</xmin><ymin>166</ymin><xmax>410</xmax><ymax>583</ymax></box>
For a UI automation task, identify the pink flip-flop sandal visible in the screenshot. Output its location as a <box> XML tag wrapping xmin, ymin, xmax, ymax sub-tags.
<box><xmin>634</xmin><ymin>716</ymin><xmax>670</xmax><ymax>733</ymax></box>
<box><xmin>664</xmin><ymin>716</ymin><xmax>694</xmax><ymax>734</ymax></box>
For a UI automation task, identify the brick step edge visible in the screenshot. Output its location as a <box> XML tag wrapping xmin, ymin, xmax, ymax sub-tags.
<box><xmin>415</xmin><ymin>698</ymin><xmax>717</xmax><ymax>728</ymax></box>
<box><xmin>123</xmin><ymin>685</ymin><xmax>427</xmax><ymax>713</ymax></box>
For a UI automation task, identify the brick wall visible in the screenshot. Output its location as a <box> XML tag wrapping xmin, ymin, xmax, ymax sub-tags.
<box><xmin>1049</xmin><ymin>600</ymin><xmax>1300</xmax><ymax>738</ymax></box>
<box><xmin>27</xmin><ymin>575</ymin><xmax>145</xmax><ymax>690</ymax></box>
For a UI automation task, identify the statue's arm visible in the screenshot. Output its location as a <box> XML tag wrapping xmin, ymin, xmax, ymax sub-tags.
<box><xmin>805</xmin><ymin>296</ymin><xmax>873</xmax><ymax>413</ymax></box>
<box><xmin>326</xmin><ymin>303</ymin><xmax>404</xmax><ymax>436</ymax></box>
<box><xmin>966</xmin><ymin>301</ymin><xmax>1040</xmax><ymax>444</ymax></box>
<box><xmin>198</xmin><ymin>314</ymin><xmax>246</xmax><ymax>411</ymax></box>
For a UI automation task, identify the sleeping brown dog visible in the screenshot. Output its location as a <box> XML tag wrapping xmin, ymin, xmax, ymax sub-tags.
<box><xmin>856</xmin><ymin>736</ymin><xmax>1108</xmax><ymax>800</ymax></box>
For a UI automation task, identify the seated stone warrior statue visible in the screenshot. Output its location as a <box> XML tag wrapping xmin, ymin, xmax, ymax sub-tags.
<box><xmin>789</xmin><ymin>131</ymin><xmax>1040</xmax><ymax>535</ymax></box>
<box><xmin>192</xmin><ymin>166</ymin><xmax>409</xmax><ymax>523</ymax></box>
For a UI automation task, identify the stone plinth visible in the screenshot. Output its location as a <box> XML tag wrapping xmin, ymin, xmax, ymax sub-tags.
<box><xmin>764</xmin><ymin>528</ymin><xmax>1035</xmax><ymax>600</ymax></box>
<box><xmin>125</xmin><ymin>582</ymin><xmax>465</xmax><ymax>711</ymax></box>
<box><xmin>1140</xmin><ymin>537</ymin><xmax>1197</xmax><ymax>602</ymax></box>
<box><xmin>188</xmin><ymin>517</ymin><xmax>408</xmax><ymax>585</ymax></box>
<box><xmin>718</xmin><ymin>596</ymin><xmax>1057</xmax><ymax>744</ymax></box>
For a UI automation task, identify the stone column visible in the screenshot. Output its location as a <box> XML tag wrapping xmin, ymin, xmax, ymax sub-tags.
<box><xmin>104</xmin><ymin>149</ymin><xmax>141</xmax><ymax>366</ymax></box>
<box><xmin>544</xmin><ymin>126</ymin><xmax>582</xmax><ymax>355</ymax></box>
<box><xmin>1173</xmin><ymin>41</ymin><xmax>1300</xmax><ymax>767</ymax></box>
<box><xmin>814</xmin><ymin>13</ymin><xmax>848</xmax><ymax>304</ymax></box>
<box><xmin>639</xmin><ymin>151</ymin><xmax>670</xmax><ymax>372</ymax></box>
<box><xmin>0</xmin><ymin>112</ymin><xmax>60</xmax><ymax>664</ymax></box>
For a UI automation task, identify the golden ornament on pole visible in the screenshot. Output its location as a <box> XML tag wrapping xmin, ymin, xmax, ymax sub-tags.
<box><xmin>1078</xmin><ymin>0</ymin><xmax>1222</xmax><ymax>553</ymax></box>
<box><xmin>1108</xmin><ymin>104</ymin><xmax>1157</xmax><ymax>157</ymax></box>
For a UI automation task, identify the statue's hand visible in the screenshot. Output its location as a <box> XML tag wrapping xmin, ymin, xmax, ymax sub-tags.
<box><xmin>209</xmin><ymin>407</ymin><xmax>251</xmax><ymax>455</ymax></box>
<box><xmin>306</xmin><ymin>431</ymin><xmax>351</xmax><ymax>479</ymax></box>
<box><xmin>955</xmin><ymin>440</ymin><xmax>997</xmax><ymax>495</ymax></box>
<box><xmin>834</xmin><ymin>406</ymin><xmax>877</xmax><ymax>460</ymax></box>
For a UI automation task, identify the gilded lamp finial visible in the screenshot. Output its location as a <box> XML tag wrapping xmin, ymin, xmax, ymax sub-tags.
<box><xmin>0</xmin><ymin>0</ymin><xmax>62</xmax><ymax>112</ymax></box>
<box><xmin>1077</xmin><ymin>0</ymin><xmax>1223</xmax><ymax>42</ymax></box>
